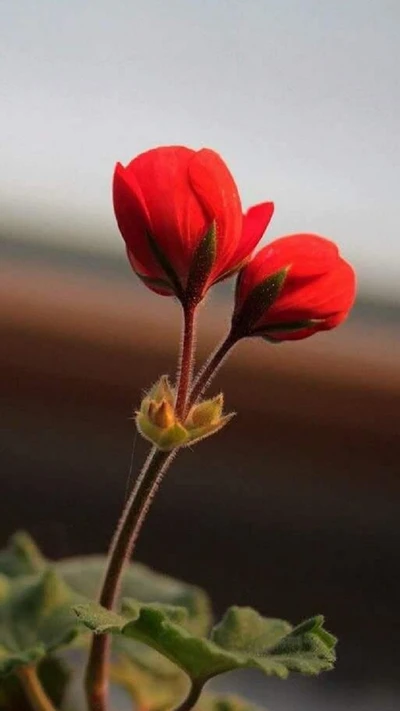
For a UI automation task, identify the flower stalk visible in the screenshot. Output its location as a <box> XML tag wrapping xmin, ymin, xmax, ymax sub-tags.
<box><xmin>85</xmin><ymin>311</ymin><xmax>236</xmax><ymax>711</ymax></box>
<box><xmin>175</xmin><ymin>303</ymin><xmax>197</xmax><ymax>419</ymax></box>
<box><xmin>85</xmin><ymin>299</ymin><xmax>199</xmax><ymax>711</ymax></box>
<box><xmin>189</xmin><ymin>330</ymin><xmax>237</xmax><ymax>406</ymax></box>
<box><xmin>85</xmin><ymin>447</ymin><xmax>174</xmax><ymax>711</ymax></box>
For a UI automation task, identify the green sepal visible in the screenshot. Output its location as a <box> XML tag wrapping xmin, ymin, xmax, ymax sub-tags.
<box><xmin>259</xmin><ymin>318</ymin><xmax>325</xmax><ymax>341</ymax></box>
<box><xmin>232</xmin><ymin>267</ymin><xmax>289</xmax><ymax>337</ymax></box>
<box><xmin>136</xmin><ymin>412</ymin><xmax>189</xmax><ymax>450</ymax></box>
<box><xmin>184</xmin><ymin>394</ymin><xmax>234</xmax><ymax>446</ymax></box>
<box><xmin>186</xmin><ymin>413</ymin><xmax>235</xmax><ymax>447</ymax></box>
<box><xmin>135</xmin><ymin>271</ymin><xmax>176</xmax><ymax>295</ymax></box>
<box><xmin>147</xmin><ymin>375</ymin><xmax>175</xmax><ymax>405</ymax></box>
<box><xmin>0</xmin><ymin>570</ymin><xmax>85</xmax><ymax>677</ymax></box>
<box><xmin>186</xmin><ymin>223</ymin><xmax>217</xmax><ymax>304</ymax></box>
<box><xmin>145</xmin><ymin>229</ymin><xmax>185</xmax><ymax>301</ymax></box>
<box><xmin>74</xmin><ymin>600</ymin><xmax>336</xmax><ymax>684</ymax></box>
<box><xmin>186</xmin><ymin>394</ymin><xmax>224</xmax><ymax>428</ymax></box>
<box><xmin>156</xmin><ymin>422</ymin><xmax>189</xmax><ymax>450</ymax></box>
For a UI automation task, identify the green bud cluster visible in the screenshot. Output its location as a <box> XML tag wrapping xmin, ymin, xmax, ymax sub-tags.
<box><xmin>136</xmin><ymin>376</ymin><xmax>234</xmax><ymax>451</ymax></box>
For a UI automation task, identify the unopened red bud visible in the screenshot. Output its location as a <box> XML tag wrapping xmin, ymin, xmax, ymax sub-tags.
<box><xmin>232</xmin><ymin>234</ymin><xmax>356</xmax><ymax>342</ymax></box>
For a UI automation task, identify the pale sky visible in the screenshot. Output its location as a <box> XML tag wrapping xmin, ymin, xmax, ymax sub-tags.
<box><xmin>2</xmin><ymin>0</ymin><xmax>400</xmax><ymax>301</ymax></box>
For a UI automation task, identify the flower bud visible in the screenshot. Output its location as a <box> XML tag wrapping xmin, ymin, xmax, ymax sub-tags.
<box><xmin>186</xmin><ymin>393</ymin><xmax>224</xmax><ymax>428</ymax></box>
<box><xmin>113</xmin><ymin>146</ymin><xmax>274</xmax><ymax>304</ymax></box>
<box><xmin>185</xmin><ymin>394</ymin><xmax>234</xmax><ymax>446</ymax></box>
<box><xmin>136</xmin><ymin>376</ymin><xmax>188</xmax><ymax>451</ymax></box>
<box><xmin>147</xmin><ymin>399</ymin><xmax>175</xmax><ymax>429</ymax></box>
<box><xmin>232</xmin><ymin>234</ymin><xmax>356</xmax><ymax>342</ymax></box>
<box><xmin>136</xmin><ymin>404</ymin><xmax>188</xmax><ymax>451</ymax></box>
<box><xmin>136</xmin><ymin>378</ymin><xmax>233</xmax><ymax>450</ymax></box>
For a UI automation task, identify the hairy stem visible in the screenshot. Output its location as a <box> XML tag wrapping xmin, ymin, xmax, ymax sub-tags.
<box><xmin>84</xmin><ymin>307</ymin><xmax>233</xmax><ymax>711</ymax></box>
<box><xmin>173</xmin><ymin>680</ymin><xmax>204</xmax><ymax>711</ymax></box>
<box><xmin>85</xmin><ymin>447</ymin><xmax>174</xmax><ymax>711</ymax></box>
<box><xmin>175</xmin><ymin>304</ymin><xmax>197</xmax><ymax>419</ymax></box>
<box><xmin>189</xmin><ymin>330</ymin><xmax>237</xmax><ymax>407</ymax></box>
<box><xmin>18</xmin><ymin>666</ymin><xmax>58</xmax><ymax>711</ymax></box>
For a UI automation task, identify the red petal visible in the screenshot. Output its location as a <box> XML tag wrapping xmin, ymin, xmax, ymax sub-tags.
<box><xmin>265</xmin><ymin>309</ymin><xmax>349</xmax><ymax>341</ymax></box>
<box><xmin>123</xmin><ymin>147</ymin><xmax>207</xmax><ymax>278</ymax></box>
<box><xmin>237</xmin><ymin>234</ymin><xmax>339</xmax><ymax>308</ymax></box>
<box><xmin>113</xmin><ymin>163</ymin><xmax>166</xmax><ymax>280</ymax></box>
<box><xmin>230</xmin><ymin>202</ymin><xmax>274</xmax><ymax>269</ymax></box>
<box><xmin>188</xmin><ymin>149</ymin><xmax>243</xmax><ymax>277</ymax></box>
<box><xmin>265</xmin><ymin>259</ymin><xmax>356</xmax><ymax>325</ymax></box>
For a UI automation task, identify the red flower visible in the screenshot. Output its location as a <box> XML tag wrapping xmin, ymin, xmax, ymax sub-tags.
<box><xmin>232</xmin><ymin>234</ymin><xmax>356</xmax><ymax>341</ymax></box>
<box><xmin>113</xmin><ymin>146</ymin><xmax>274</xmax><ymax>303</ymax></box>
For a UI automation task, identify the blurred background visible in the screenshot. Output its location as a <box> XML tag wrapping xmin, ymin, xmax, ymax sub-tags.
<box><xmin>1</xmin><ymin>1</ymin><xmax>399</xmax><ymax>709</ymax></box>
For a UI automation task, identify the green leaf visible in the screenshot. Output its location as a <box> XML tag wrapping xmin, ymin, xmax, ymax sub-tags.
<box><xmin>211</xmin><ymin>607</ymin><xmax>292</xmax><ymax>651</ymax></box>
<box><xmin>0</xmin><ymin>532</ymin><xmax>46</xmax><ymax>578</ymax></box>
<box><xmin>0</xmin><ymin>570</ymin><xmax>84</xmax><ymax>677</ymax></box>
<box><xmin>115</xmin><ymin>636</ymin><xmax>184</xmax><ymax>679</ymax></box>
<box><xmin>74</xmin><ymin>600</ymin><xmax>336</xmax><ymax>684</ymax></box>
<box><xmin>56</xmin><ymin>555</ymin><xmax>211</xmax><ymax>635</ymax></box>
<box><xmin>0</xmin><ymin>533</ymin><xmax>212</xmax><ymax>636</ymax></box>
<box><xmin>0</xmin><ymin>532</ymin><xmax>213</xmax><ymax>689</ymax></box>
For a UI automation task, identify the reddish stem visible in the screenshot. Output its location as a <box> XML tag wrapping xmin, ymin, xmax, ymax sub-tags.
<box><xmin>175</xmin><ymin>304</ymin><xmax>197</xmax><ymax>419</ymax></box>
<box><xmin>85</xmin><ymin>447</ymin><xmax>174</xmax><ymax>711</ymax></box>
<box><xmin>188</xmin><ymin>330</ymin><xmax>237</xmax><ymax>407</ymax></box>
<box><xmin>84</xmin><ymin>310</ymin><xmax>233</xmax><ymax>711</ymax></box>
